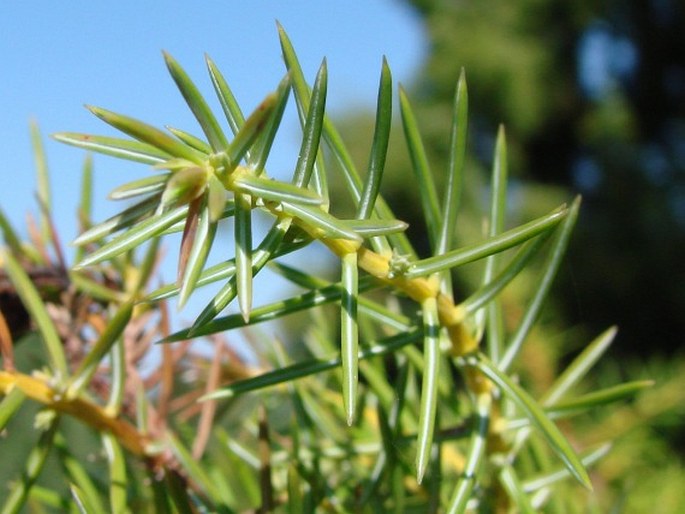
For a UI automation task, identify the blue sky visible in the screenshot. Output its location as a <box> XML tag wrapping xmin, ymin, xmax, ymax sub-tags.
<box><xmin>0</xmin><ymin>1</ymin><xmax>425</xmax><ymax>242</ymax></box>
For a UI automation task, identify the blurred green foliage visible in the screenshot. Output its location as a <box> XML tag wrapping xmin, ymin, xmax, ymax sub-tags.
<box><xmin>398</xmin><ymin>0</ymin><xmax>685</xmax><ymax>357</ymax></box>
<box><xmin>332</xmin><ymin>1</ymin><xmax>685</xmax><ymax>510</ymax></box>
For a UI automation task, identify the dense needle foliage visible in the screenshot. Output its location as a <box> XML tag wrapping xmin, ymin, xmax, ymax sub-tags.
<box><xmin>0</xmin><ymin>26</ymin><xmax>657</xmax><ymax>512</ymax></box>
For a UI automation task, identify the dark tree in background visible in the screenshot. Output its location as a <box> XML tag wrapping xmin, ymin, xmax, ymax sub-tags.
<box><xmin>401</xmin><ymin>0</ymin><xmax>685</xmax><ymax>356</ymax></box>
